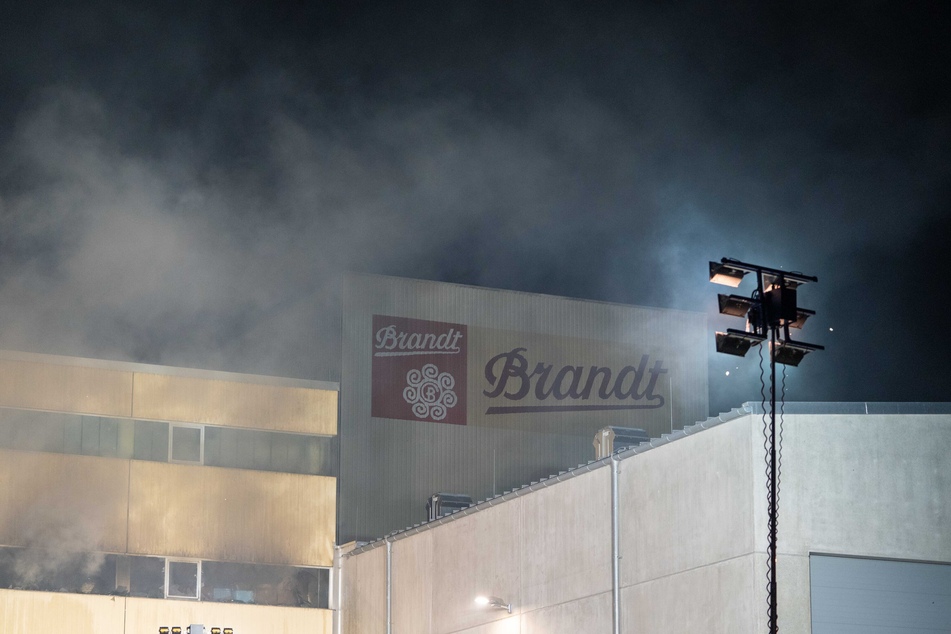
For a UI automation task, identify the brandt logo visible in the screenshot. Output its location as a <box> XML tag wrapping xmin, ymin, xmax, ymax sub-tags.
<box><xmin>374</xmin><ymin>324</ymin><xmax>464</xmax><ymax>357</ymax></box>
<box><xmin>402</xmin><ymin>363</ymin><xmax>459</xmax><ymax>421</ymax></box>
<box><xmin>371</xmin><ymin>315</ymin><xmax>468</xmax><ymax>425</ymax></box>
<box><xmin>482</xmin><ymin>347</ymin><xmax>667</xmax><ymax>414</ymax></box>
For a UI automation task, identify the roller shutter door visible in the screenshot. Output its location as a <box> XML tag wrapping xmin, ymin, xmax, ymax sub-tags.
<box><xmin>810</xmin><ymin>554</ymin><xmax>951</xmax><ymax>633</ymax></box>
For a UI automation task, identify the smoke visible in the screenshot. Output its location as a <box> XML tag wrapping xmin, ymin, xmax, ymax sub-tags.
<box><xmin>0</xmin><ymin>1</ymin><xmax>947</xmax><ymax>410</ymax></box>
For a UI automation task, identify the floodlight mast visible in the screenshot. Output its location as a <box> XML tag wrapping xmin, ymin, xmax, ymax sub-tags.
<box><xmin>709</xmin><ymin>257</ymin><xmax>823</xmax><ymax>634</ymax></box>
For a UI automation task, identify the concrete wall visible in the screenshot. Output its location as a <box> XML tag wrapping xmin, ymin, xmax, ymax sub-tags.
<box><xmin>0</xmin><ymin>589</ymin><xmax>332</xmax><ymax>633</ymax></box>
<box><xmin>339</xmin><ymin>409</ymin><xmax>951</xmax><ymax>633</ymax></box>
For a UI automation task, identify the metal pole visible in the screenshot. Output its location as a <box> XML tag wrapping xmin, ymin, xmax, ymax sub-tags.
<box><xmin>611</xmin><ymin>454</ymin><xmax>621</xmax><ymax>634</ymax></box>
<box><xmin>386</xmin><ymin>538</ymin><xmax>392</xmax><ymax>634</ymax></box>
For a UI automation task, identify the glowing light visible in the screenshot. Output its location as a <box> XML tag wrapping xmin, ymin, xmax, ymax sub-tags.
<box><xmin>725</xmin><ymin>371</ymin><xmax>730</xmax><ymax>376</ymax></box>
<box><xmin>474</xmin><ymin>596</ymin><xmax>489</xmax><ymax>606</ymax></box>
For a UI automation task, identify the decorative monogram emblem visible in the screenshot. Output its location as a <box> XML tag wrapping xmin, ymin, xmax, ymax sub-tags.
<box><xmin>402</xmin><ymin>363</ymin><xmax>458</xmax><ymax>421</ymax></box>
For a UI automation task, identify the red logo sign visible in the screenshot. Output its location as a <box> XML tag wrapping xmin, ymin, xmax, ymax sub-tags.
<box><xmin>371</xmin><ymin>315</ymin><xmax>468</xmax><ymax>425</ymax></box>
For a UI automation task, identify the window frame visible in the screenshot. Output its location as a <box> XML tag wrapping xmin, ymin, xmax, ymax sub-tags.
<box><xmin>165</xmin><ymin>558</ymin><xmax>202</xmax><ymax>600</ymax></box>
<box><xmin>168</xmin><ymin>423</ymin><xmax>204</xmax><ymax>464</ymax></box>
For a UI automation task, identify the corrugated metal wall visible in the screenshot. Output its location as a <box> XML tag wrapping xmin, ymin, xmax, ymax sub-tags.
<box><xmin>0</xmin><ymin>351</ymin><xmax>339</xmax><ymax>568</ymax></box>
<box><xmin>340</xmin><ymin>274</ymin><xmax>708</xmax><ymax>542</ymax></box>
<box><xmin>133</xmin><ymin>373</ymin><xmax>337</xmax><ymax>435</ymax></box>
<box><xmin>128</xmin><ymin>462</ymin><xmax>335</xmax><ymax>566</ymax></box>
<box><xmin>0</xmin><ymin>450</ymin><xmax>336</xmax><ymax>567</ymax></box>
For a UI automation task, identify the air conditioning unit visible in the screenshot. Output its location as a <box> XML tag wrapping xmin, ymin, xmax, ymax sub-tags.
<box><xmin>593</xmin><ymin>426</ymin><xmax>650</xmax><ymax>459</ymax></box>
<box><xmin>427</xmin><ymin>492</ymin><xmax>472</xmax><ymax>521</ymax></box>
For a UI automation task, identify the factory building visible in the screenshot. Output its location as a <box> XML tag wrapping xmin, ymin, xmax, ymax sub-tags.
<box><xmin>2</xmin><ymin>276</ymin><xmax>948</xmax><ymax>633</ymax></box>
<box><xmin>339</xmin><ymin>403</ymin><xmax>951</xmax><ymax>633</ymax></box>
<box><xmin>339</xmin><ymin>274</ymin><xmax>709</xmax><ymax>542</ymax></box>
<box><xmin>0</xmin><ymin>350</ymin><xmax>338</xmax><ymax>634</ymax></box>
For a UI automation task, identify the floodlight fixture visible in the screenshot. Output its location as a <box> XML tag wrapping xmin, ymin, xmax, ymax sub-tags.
<box><xmin>787</xmin><ymin>308</ymin><xmax>815</xmax><ymax>330</ymax></box>
<box><xmin>763</xmin><ymin>270</ymin><xmax>817</xmax><ymax>290</ymax></box>
<box><xmin>771</xmin><ymin>339</ymin><xmax>824</xmax><ymax>367</ymax></box>
<box><xmin>715</xmin><ymin>329</ymin><xmax>766</xmax><ymax>357</ymax></box>
<box><xmin>717</xmin><ymin>294</ymin><xmax>755</xmax><ymax>318</ymax></box>
<box><xmin>475</xmin><ymin>595</ymin><xmax>512</xmax><ymax>613</ymax></box>
<box><xmin>709</xmin><ymin>261</ymin><xmax>748</xmax><ymax>287</ymax></box>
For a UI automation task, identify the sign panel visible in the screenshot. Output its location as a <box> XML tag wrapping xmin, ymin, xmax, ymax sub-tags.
<box><xmin>369</xmin><ymin>315</ymin><xmax>673</xmax><ymax>436</ymax></box>
<box><xmin>371</xmin><ymin>315</ymin><xmax>468</xmax><ymax>425</ymax></box>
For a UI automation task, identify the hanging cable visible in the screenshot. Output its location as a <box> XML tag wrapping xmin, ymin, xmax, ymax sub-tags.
<box><xmin>758</xmin><ymin>341</ymin><xmax>774</xmax><ymax>628</ymax></box>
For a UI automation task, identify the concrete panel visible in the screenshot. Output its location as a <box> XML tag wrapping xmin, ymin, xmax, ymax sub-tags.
<box><xmin>0</xmin><ymin>358</ymin><xmax>133</xmax><ymax>417</ymax></box>
<box><xmin>133</xmin><ymin>372</ymin><xmax>337</xmax><ymax>435</ymax></box>
<box><xmin>778</xmin><ymin>553</ymin><xmax>811</xmax><ymax>633</ymax></box>
<box><xmin>521</xmin><ymin>589</ymin><xmax>612</xmax><ymax>634</ymax></box>
<box><xmin>619</xmin><ymin>418</ymin><xmax>755</xmax><ymax>587</ymax></box>
<box><xmin>126</xmin><ymin>595</ymin><xmax>332</xmax><ymax>634</ymax></box>
<box><xmin>392</xmin><ymin>531</ymin><xmax>434</xmax><ymax>634</ymax></box>
<box><xmin>779</xmin><ymin>414</ymin><xmax>951</xmax><ymax>562</ymax></box>
<box><xmin>0</xmin><ymin>450</ymin><xmax>129</xmax><ymax>552</ymax></box>
<box><xmin>342</xmin><ymin>545</ymin><xmax>387</xmax><ymax>634</ymax></box>
<box><xmin>451</xmin><ymin>616</ymin><xmax>521</xmax><ymax>634</ymax></box>
<box><xmin>0</xmin><ymin>589</ymin><xmax>125</xmax><ymax>633</ymax></box>
<box><xmin>128</xmin><ymin>461</ymin><xmax>335</xmax><ymax>566</ymax></box>
<box><xmin>519</xmin><ymin>467</ymin><xmax>611</xmax><ymax>610</ymax></box>
<box><xmin>621</xmin><ymin>554</ymin><xmax>758</xmax><ymax>634</ymax></box>
<box><xmin>431</xmin><ymin>502</ymin><xmax>522</xmax><ymax>634</ymax></box>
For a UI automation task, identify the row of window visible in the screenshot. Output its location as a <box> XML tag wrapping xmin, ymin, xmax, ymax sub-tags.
<box><xmin>0</xmin><ymin>547</ymin><xmax>330</xmax><ymax>608</ymax></box>
<box><xmin>0</xmin><ymin>407</ymin><xmax>336</xmax><ymax>476</ymax></box>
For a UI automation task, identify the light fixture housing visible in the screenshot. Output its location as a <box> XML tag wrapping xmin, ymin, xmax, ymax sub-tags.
<box><xmin>709</xmin><ymin>261</ymin><xmax>748</xmax><ymax>287</ymax></box>
<box><xmin>715</xmin><ymin>329</ymin><xmax>766</xmax><ymax>357</ymax></box>
<box><xmin>717</xmin><ymin>294</ymin><xmax>754</xmax><ymax>318</ymax></box>
<box><xmin>787</xmin><ymin>308</ymin><xmax>815</xmax><ymax>329</ymax></box>
<box><xmin>475</xmin><ymin>595</ymin><xmax>512</xmax><ymax>613</ymax></box>
<box><xmin>771</xmin><ymin>339</ymin><xmax>824</xmax><ymax>366</ymax></box>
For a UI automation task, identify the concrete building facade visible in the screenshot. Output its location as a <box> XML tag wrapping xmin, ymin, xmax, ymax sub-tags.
<box><xmin>0</xmin><ymin>350</ymin><xmax>338</xmax><ymax>634</ymax></box>
<box><xmin>339</xmin><ymin>403</ymin><xmax>951</xmax><ymax>633</ymax></box>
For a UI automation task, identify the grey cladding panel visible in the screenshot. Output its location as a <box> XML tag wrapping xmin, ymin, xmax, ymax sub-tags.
<box><xmin>811</xmin><ymin>555</ymin><xmax>951</xmax><ymax>633</ymax></box>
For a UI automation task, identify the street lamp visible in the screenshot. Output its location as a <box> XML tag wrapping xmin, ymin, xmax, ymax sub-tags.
<box><xmin>709</xmin><ymin>257</ymin><xmax>823</xmax><ymax>634</ymax></box>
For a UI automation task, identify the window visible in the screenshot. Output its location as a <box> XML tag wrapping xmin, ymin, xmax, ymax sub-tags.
<box><xmin>169</xmin><ymin>425</ymin><xmax>203</xmax><ymax>463</ymax></box>
<box><xmin>201</xmin><ymin>561</ymin><xmax>330</xmax><ymax>608</ymax></box>
<box><xmin>166</xmin><ymin>559</ymin><xmax>200</xmax><ymax>599</ymax></box>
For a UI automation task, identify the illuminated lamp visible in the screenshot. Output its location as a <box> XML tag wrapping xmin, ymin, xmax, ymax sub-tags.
<box><xmin>474</xmin><ymin>595</ymin><xmax>512</xmax><ymax>613</ymax></box>
<box><xmin>715</xmin><ymin>329</ymin><xmax>766</xmax><ymax>357</ymax></box>
<box><xmin>211</xmin><ymin>629</ymin><xmax>221</xmax><ymax>634</ymax></box>
<box><xmin>771</xmin><ymin>339</ymin><xmax>824</xmax><ymax>367</ymax></box>
<box><xmin>709</xmin><ymin>261</ymin><xmax>748</xmax><ymax>287</ymax></box>
<box><xmin>171</xmin><ymin>628</ymin><xmax>182</xmax><ymax>634</ymax></box>
<box><xmin>717</xmin><ymin>294</ymin><xmax>755</xmax><ymax>318</ymax></box>
<box><xmin>159</xmin><ymin>629</ymin><xmax>170</xmax><ymax>634</ymax></box>
<box><xmin>223</xmin><ymin>629</ymin><xmax>234</xmax><ymax>634</ymax></box>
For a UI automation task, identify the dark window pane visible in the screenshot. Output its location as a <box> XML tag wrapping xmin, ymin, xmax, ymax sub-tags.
<box><xmin>100</xmin><ymin>418</ymin><xmax>119</xmax><ymax>457</ymax></box>
<box><xmin>130</xmin><ymin>555</ymin><xmax>165</xmax><ymax>598</ymax></box>
<box><xmin>0</xmin><ymin>547</ymin><xmax>116</xmax><ymax>594</ymax></box>
<box><xmin>81</xmin><ymin>416</ymin><xmax>100</xmax><ymax>455</ymax></box>
<box><xmin>134</xmin><ymin>420</ymin><xmax>169</xmax><ymax>462</ymax></box>
<box><xmin>167</xmin><ymin>560</ymin><xmax>199</xmax><ymax>598</ymax></box>
<box><xmin>201</xmin><ymin>560</ymin><xmax>329</xmax><ymax>608</ymax></box>
<box><xmin>170</xmin><ymin>426</ymin><xmax>201</xmax><ymax>463</ymax></box>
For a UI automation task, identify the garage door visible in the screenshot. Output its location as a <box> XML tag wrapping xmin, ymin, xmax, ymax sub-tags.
<box><xmin>810</xmin><ymin>554</ymin><xmax>951</xmax><ymax>633</ymax></box>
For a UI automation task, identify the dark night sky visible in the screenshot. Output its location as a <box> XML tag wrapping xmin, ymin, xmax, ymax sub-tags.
<box><xmin>0</xmin><ymin>1</ymin><xmax>948</xmax><ymax>416</ymax></box>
